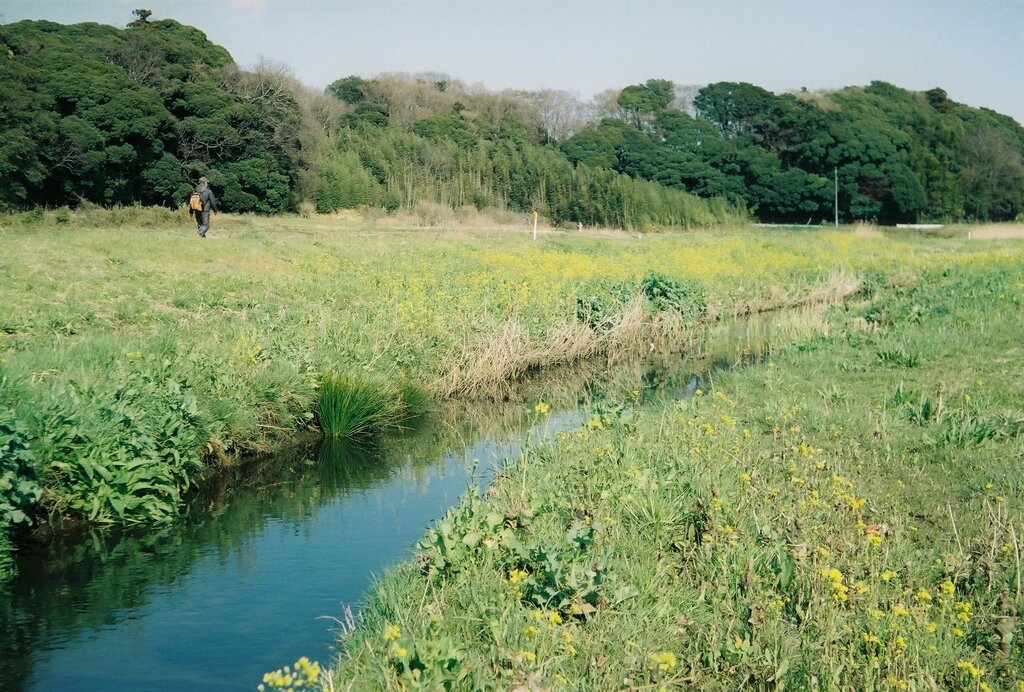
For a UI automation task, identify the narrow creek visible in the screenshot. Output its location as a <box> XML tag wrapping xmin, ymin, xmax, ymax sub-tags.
<box><xmin>0</xmin><ymin>306</ymin><xmax>828</xmax><ymax>691</ymax></box>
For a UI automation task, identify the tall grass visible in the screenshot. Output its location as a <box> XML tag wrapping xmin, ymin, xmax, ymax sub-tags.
<box><xmin>316</xmin><ymin>372</ymin><xmax>420</xmax><ymax>439</ymax></box>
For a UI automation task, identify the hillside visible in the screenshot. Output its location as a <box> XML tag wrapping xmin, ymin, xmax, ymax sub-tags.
<box><xmin>1</xmin><ymin>16</ymin><xmax>1022</xmax><ymax>225</ymax></box>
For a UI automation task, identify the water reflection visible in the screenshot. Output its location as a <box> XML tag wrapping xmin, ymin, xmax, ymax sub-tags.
<box><xmin>0</xmin><ymin>306</ymin><xmax>827</xmax><ymax>690</ymax></box>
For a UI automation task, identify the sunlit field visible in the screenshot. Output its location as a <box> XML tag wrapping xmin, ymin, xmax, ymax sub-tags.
<box><xmin>311</xmin><ymin>253</ymin><xmax>1024</xmax><ymax>690</ymax></box>
<box><xmin>2</xmin><ymin>210</ymin><xmax>1022</xmax><ymax>586</ymax></box>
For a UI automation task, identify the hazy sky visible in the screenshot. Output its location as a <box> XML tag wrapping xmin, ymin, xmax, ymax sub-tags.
<box><xmin>3</xmin><ymin>0</ymin><xmax>1022</xmax><ymax>123</ymax></box>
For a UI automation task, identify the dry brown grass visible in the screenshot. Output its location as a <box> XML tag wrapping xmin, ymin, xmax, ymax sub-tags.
<box><xmin>724</xmin><ymin>271</ymin><xmax>861</xmax><ymax>317</ymax></box>
<box><xmin>965</xmin><ymin>223</ymin><xmax>1024</xmax><ymax>240</ymax></box>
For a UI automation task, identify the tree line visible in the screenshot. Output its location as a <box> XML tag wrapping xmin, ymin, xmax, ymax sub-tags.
<box><xmin>1</xmin><ymin>14</ymin><xmax>1022</xmax><ymax>226</ymax></box>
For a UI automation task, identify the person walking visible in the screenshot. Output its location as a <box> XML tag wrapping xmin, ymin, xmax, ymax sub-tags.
<box><xmin>188</xmin><ymin>176</ymin><xmax>219</xmax><ymax>238</ymax></box>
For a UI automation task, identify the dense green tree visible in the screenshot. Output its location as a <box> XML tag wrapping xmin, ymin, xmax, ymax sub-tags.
<box><xmin>1</xmin><ymin>16</ymin><xmax>1020</xmax><ymax>225</ymax></box>
<box><xmin>617</xmin><ymin>78</ymin><xmax>674</xmax><ymax>128</ymax></box>
<box><xmin>327</xmin><ymin>75</ymin><xmax>367</xmax><ymax>104</ymax></box>
<box><xmin>693</xmin><ymin>82</ymin><xmax>780</xmax><ymax>139</ymax></box>
<box><xmin>959</xmin><ymin>128</ymin><xmax>1024</xmax><ymax>220</ymax></box>
<box><xmin>0</xmin><ymin>17</ymin><xmax>296</xmax><ymax>213</ymax></box>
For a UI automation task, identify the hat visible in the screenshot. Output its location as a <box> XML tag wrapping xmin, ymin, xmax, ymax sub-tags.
<box><xmin>198</xmin><ymin>176</ymin><xmax>209</xmax><ymax>183</ymax></box>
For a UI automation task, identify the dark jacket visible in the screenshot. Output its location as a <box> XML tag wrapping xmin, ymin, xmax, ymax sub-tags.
<box><xmin>190</xmin><ymin>182</ymin><xmax>218</xmax><ymax>214</ymax></box>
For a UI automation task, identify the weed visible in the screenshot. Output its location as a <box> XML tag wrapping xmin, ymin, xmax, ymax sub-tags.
<box><xmin>641</xmin><ymin>271</ymin><xmax>707</xmax><ymax>322</ymax></box>
<box><xmin>876</xmin><ymin>347</ymin><xmax>920</xmax><ymax>368</ymax></box>
<box><xmin>316</xmin><ymin>372</ymin><xmax>412</xmax><ymax>439</ymax></box>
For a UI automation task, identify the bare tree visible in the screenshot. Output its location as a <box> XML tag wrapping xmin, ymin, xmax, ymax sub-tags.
<box><xmin>672</xmin><ymin>84</ymin><xmax>702</xmax><ymax>116</ymax></box>
<box><xmin>109</xmin><ymin>33</ymin><xmax>162</xmax><ymax>87</ymax></box>
<box><xmin>592</xmin><ymin>87</ymin><xmax>630</xmax><ymax>122</ymax></box>
<box><xmin>506</xmin><ymin>89</ymin><xmax>590</xmax><ymax>142</ymax></box>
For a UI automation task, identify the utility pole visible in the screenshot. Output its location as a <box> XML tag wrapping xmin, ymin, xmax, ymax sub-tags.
<box><xmin>834</xmin><ymin>166</ymin><xmax>839</xmax><ymax>228</ymax></box>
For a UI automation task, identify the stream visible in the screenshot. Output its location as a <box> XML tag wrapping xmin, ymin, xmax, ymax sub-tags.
<box><xmin>0</xmin><ymin>306</ymin><xmax>826</xmax><ymax>690</ymax></box>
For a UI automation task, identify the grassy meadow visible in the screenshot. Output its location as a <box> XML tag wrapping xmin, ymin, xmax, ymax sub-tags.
<box><xmin>1</xmin><ymin>211</ymin><xmax>1022</xmax><ymax>583</ymax></box>
<box><xmin>300</xmin><ymin>251</ymin><xmax>1024</xmax><ymax>690</ymax></box>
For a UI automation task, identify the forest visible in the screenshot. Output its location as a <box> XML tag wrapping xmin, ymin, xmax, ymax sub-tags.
<box><xmin>2</xmin><ymin>13</ymin><xmax>1023</xmax><ymax>226</ymax></box>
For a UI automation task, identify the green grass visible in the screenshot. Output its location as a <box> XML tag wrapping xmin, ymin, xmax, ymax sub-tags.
<box><xmin>2</xmin><ymin>208</ymin><xmax>1023</xmax><ymax>558</ymax></box>
<box><xmin>316</xmin><ymin>372</ymin><xmax>415</xmax><ymax>439</ymax></box>
<box><xmin>318</xmin><ymin>260</ymin><xmax>1024</xmax><ymax>690</ymax></box>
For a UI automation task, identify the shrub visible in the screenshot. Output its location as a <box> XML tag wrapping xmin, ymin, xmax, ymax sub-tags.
<box><xmin>0</xmin><ymin>410</ymin><xmax>42</xmax><ymax>528</ymax></box>
<box><xmin>640</xmin><ymin>272</ymin><xmax>708</xmax><ymax>322</ymax></box>
<box><xmin>35</xmin><ymin>372</ymin><xmax>205</xmax><ymax>524</ymax></box>
<box><xmin>1</xmin><ymin>410</ymin><xmax>43</xmax><ymax>575</ymax></box>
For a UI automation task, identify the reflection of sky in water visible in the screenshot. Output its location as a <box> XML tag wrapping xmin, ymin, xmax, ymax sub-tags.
<box><xmin>2</xmin><ymin>306</ymin><xmax>819</xmax><ymax>691</ymax></box>
<box><xmin>16</xmin><ymin>442</ymin><xmax>514</xmax><ymax>691</ymax></box>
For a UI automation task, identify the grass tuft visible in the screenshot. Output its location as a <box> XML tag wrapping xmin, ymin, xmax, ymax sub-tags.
<box><xmin>316</xmin><ymin>372</ymin><xmax>418</xmax><ymax>439</ymax></box>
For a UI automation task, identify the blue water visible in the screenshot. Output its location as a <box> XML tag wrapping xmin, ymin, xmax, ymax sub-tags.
<box><xmin>2</xmin><ymin>417</ymin><xmax>582</xmax><ymax>691</ymax></box>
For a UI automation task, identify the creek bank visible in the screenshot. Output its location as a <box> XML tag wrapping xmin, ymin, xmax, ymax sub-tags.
<box><xmin>5</xmin><ymin>277</ymin><xmax>858</xmax><ymax>568</ymax></box>
<box><xmin>0</xmin><ymin>303</ymin><xmax>822</xmax><ymax>690</ymax></box>
<box><xmin>325</xmin><ymin>263</ymin><xmax>1024</xmax><ymax>689</ymax></box>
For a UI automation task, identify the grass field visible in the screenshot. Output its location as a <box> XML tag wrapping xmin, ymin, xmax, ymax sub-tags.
<box><xmin>299</xmin><ymin>254</ymin><xmax>1024</xmax><ymax>691</ymax></box>
<box><xmin>2</xmin><ymin>210</ymin><xmax>1023</xmax><ymax>577</ymax></box>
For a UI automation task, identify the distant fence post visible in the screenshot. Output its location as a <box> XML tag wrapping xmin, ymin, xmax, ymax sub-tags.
<box><xmin>532</xmin><ymin>211</ymin><xmax>538</xmax><ymax>241</ymax></box>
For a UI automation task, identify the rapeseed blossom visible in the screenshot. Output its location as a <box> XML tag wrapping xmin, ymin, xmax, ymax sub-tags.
<box><xmin>650</xmin><ymin>651</ymin><xmax>677</xmax><ymax>672</ymax></box>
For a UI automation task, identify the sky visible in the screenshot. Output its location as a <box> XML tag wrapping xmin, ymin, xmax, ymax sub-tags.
<box><xmin>2</xmin><ymin>0</ymin><xmax>1022</xmax><ymax>124</ymax></box>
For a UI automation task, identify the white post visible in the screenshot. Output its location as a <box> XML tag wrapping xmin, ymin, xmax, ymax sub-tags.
<box><xmin>834</xmin><ymin>166</ymin><xmax>839</xmax><ymax>228</ymax></box>
<box><xmin>532</xmin><ymin>211</ymin><xmax>538</xmax><ymax>241</ymax></box>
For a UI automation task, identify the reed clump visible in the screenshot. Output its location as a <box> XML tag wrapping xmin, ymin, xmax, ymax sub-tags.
<box><xmin>316</xmin><ymin>372</ymin><xmax>423</xmax><ymax>439</ymax></box>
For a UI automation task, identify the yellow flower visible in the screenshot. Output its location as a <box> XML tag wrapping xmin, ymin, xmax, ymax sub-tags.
<box><xmin>914</xmin><ymin>588</ymin><xmax>932</xmax><ymax>603</ymax></box>
<box><xmin>891</xmin><ymin>604</ymin><xmax>909</xmax><ymax>617</ymax></box>
<box><xmin>880</xmin><ymin>569</ymin><xmax>898</xmax><ymax>583</ymax></box>
<box><xmin>939</xmin><ymin>580</ymin><xmax>955</xmax><ymax>596</ymax></box>
<box><xmin>924</xmin><ymin>621</ymin><xmax>937</xmax><ymax>633</ymax></box>
<box><xmin>821</xmin><ymin>567</ymin><xmax>843</xmax><ymax>582</ymax></box>
<box><xmin>739</xmin><ymin>472</ymin><xmax>752</xmax><ymax>483</ymax></box>
<box><xmin>383</xmin><ymin>624</ymin><xmax>401</xmax><ymax>641</ymax></box>
<box><xmin>507</xmin><ymin>569</ymin><xmax>528</xmax><ymax>585</ymax></box>
<box><xmin>533</xmin><ymin>401</ymin><xmax>550</xmax><ymax>415</ymax></box>
<box><xmin>650</xmin><ymin>651</ymin><xmax>677</xmax><ymax>672</ymax></box>
<box><xmin>518</xmin><ymin>650</ymin><xmax>536</xmax><ymax>663</ymax></box>
<box><xmin>956</xmin><ymin>660</ymin><xmax>985</xmax><ymax>678</ymax></box>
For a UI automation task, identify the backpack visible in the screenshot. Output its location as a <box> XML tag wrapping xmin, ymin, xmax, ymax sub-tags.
<box><xmin>189</xmin><ymin>192</ymin><xmax>204</xmax><ymax>212</ymax></box>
